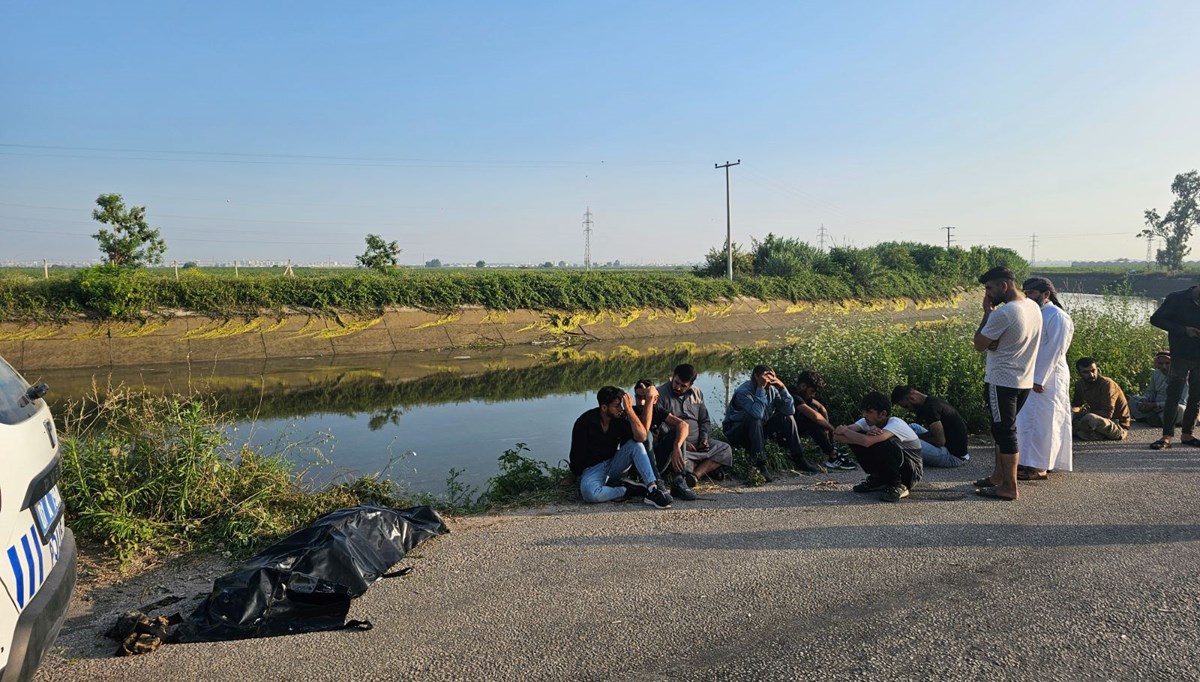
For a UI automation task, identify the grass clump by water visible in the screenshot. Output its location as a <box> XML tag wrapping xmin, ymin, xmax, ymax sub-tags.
<box><xmin>58</xmin><ymin>388</ymin><xmax>413</xmax><ymax>565</ymax></box>
<box><xmin>741</xmin><ymin>295</ymin><xmax>1166</xmax><ymax>433</ymax></box>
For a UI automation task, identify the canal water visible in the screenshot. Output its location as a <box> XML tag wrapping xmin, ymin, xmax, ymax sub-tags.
<box><xmin>32</xmin><ymin>293</ymin><xmax>1156</xmax><ymax>494</ymax></box>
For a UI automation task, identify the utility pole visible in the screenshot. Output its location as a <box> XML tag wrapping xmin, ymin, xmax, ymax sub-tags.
<box><xmin>582</xmin><ymin>207</ymin><xmax>593</xmax><ymax>272</ymax></box>
<box><xmin>715</xmin><ymin>160</ymin><xmax>741</xmax><ymax>280</ymax></box>
<box><xmin>941</xmin><ymin>225</ymin><xmax>956</xmax><ymax>249</ymax></box>
<box><xmin>1145</xmin><ymin>233</ymin><xmax>1155</xmax><ymax>271</ymax></box>
<box><xmin>1029</xmin><ymin>234</ymin><xmax>1037</xmax><ymax>265</ymax></box>
<box><xmin>817</xmin><ymin>224</ymin><xmax>829</xmax><ymax>251</ymax></box>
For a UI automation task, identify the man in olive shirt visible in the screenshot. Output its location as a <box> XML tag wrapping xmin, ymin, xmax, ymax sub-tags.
<box><xmin>890</xmin><ymin>385</ymin><xmax>970</xmax><ymax>468</ymax></box>
<box><xmin>1071</xmin><ymin>357</ymin><xmax>1131</xmax><ymax>441</ymax></box>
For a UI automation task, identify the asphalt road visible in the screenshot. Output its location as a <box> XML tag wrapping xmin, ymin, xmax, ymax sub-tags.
<box><xmin>37</xmin><ymin>425</ymin><xmax>1200</xmax><ymax>681</ymax></box>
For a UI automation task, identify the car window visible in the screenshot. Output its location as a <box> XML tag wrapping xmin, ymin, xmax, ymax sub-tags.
<box><xmin>0</xmin><ymin>358</ymin><xmax>40</xmax><ymax>425</ymax></box>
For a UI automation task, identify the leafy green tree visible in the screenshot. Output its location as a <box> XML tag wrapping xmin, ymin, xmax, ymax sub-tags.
<box><xmin>91</xmin><ymin>193</ymin><xmax>166</xmax><ymax>267</ymax></box>
<box><xmin>695</xmin><ymin>241</ymin><xmax>754</xmax><ymax>278</ymax></box>
<box><xmin>1139</xmin><ymin>170</ymin><xmax>1200</xmax><ymax>271</ymax></box>
<box><xmin>356</xmin><ymin>234</ymin><xmax>401</xmax><ymax>271</ymax></box>
<box><xmin>475</xmin><ymin>260</ymin><xmax>486</xmax><ymax>268</ymax></box>
<box><xmin>425</xmin><ymin>258</ymin><xmax>442</xmax><ymax>268</ymax></box>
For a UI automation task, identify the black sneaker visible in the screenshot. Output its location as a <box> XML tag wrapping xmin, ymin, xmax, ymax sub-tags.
<box><xmin>880</xmin><ymin>483</ymin><xmax>910</xmax><ymax>503</ymax></box>
<box><xmin>670</xmin><ymin>475</ymin><xmax>697</xmax><ymax>501</ymax></box>
<box><xmin>616</xmin><ymin>477</ymin><xmax>646</xmax><ymax>499</ymax></box>
<box><xmin>852</xmin><ymin>477</ymin><xmax>887</xmax><ymax>493</ymax></box>
<box><xmin>825</xmin><ymin>454</ymin><xmax>857</xmax><ymax>471</ymax></box>
<box><xmin>793</xmin><ymin>457</ymin><xmax>827</xmax><ymax>475</ymax></box>
<box><xmin>644</xmin><ymin>486</ymin><xmax>673</xmax><ymax>508</ymax></box>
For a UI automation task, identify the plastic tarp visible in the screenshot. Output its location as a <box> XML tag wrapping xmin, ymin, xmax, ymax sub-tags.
<box><xmin>172</xmin><ymin>504</ymin><xmax>448</xmax><ymax>643</ymax></box>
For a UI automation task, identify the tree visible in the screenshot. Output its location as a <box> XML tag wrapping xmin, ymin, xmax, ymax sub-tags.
<box><xmin>356</xmin><ymin>233</ymin><xmax>401</xmax><ymax>271</ymax></box>
<box><xmin>425</xmin><ymin>258</ymin><xmax>442</xmax><ymax>268</ymax></box>
<box><xmin>1139</xmin><ymin>170</ymin><xmax>1200</xmax><ymax>271</ymax></box>
<box><xmin>91</xmin><ymin>193</ymin><xmax>166</xmax><ymax>267</ymax></box>
<box><xmin>475</xmin><ymin>260</ymin><xmax>486</xmax><ymax>268</ymax></box>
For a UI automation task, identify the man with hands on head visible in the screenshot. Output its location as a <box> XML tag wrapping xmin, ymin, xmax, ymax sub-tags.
<box><xmin>654</xmin><ymin>364</ymin><xmax>735</xmax><ymax>498</ymax></box>
<box><xmin>632</xmin><ymin>378</ymin><xmax>696</xmax><ymax>501</ymax></box>
<box><xmin>569</xmin><ymin>385</ymin><xmax>673</xmax><ymax>509</ymax></box>
<box><xmin>723</xmin><ymin>364</ymin><xmax>825</xmax><ymax>482</ymax></box>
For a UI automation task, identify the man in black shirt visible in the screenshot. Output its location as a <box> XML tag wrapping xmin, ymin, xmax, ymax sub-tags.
<box><xmin>891</xmin><ymin>385</ymin><xmax>971</xmax><ymax>468</ymax></box>
<box><xmin>569</xmin><ymin>386</ymin><xmax>673</xmax><ymax>508</ymax></box>
<box><xmin>789</xmin><ymin>369</ymin><xmax>856</xmax><ymax>470</ymax></box>
<box><xmin>631</xmin><ymin>379</ymin><xmax>696</xmax><ymax>501</ymax></box>
<box><xmin>1149</xmin><ymin>286</ymin><xmax>1200</xmax><ymax>448</ymax></box>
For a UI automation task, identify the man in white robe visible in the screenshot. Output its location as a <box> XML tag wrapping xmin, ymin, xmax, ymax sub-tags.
<box><xmin>1016</xmin><ymin>277</ymin><xmax>1074</xmax><ymax>478</ymax></box>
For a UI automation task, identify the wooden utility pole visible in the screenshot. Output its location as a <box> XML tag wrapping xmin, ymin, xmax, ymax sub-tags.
<box><xmin>941</xmin><ymin>225</ymin><xmax>956</xmax><ymax>249</ymax></box>
<box><xmin>715</xmin><ymin>160</ymin><xmax>741</xmax><ymax>280</ymax></box>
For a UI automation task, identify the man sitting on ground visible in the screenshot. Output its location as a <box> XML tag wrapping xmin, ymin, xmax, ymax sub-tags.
<box><xmin>631</xmin><ymin>378</ymin><xmax>694</xmax><ymax>501</ymax></box>
<box><xmin>890</xmin><ymin>385</ymin><xmax>971</xmax><ymax>468</ymax></box>
<box><xmin>654</xmin><ymin>364</ymin><xmax>735</xmax><ymax>499</ymax></box>
<box><xmin>833</xmin><ymin>391</ymin><xmax>924</xmax><ymax>503</ymax></box>
<box><xmin>569</xmin><ymin>386</ymin><xmax>673</xmax><ymax>508</ymax></box>
<box><xmin>723</xmin><ymin>364</ymin><xmax>825</xmax><ymax>482</ymax></box>
<box><xmin>788</xmin><ymin>369</ymin><xmax>856</xmax><ymax>471</ymax></box>
<box><xmin>1071</xmin><ymin>357</ymin><xmax>1131</xmax><ymax>441</ymax></box>
<box><xmin>1129</xmin><ymin>351</ymin><xmax>1187</xmax><ymax>427</ymax></box>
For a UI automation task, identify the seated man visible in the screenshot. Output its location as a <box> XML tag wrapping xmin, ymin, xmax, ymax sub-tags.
<box><xmin>722</xmin><ymin>364</ymin><xmax>825</xmax><ymax>482</ymax></box>
<box><xmin>569</xmin><ymin>385</ymin><xmax>673</xmax><ymax>508</ymax></box>
<box><xmin>630</xmin><ymin>378</ymin><xmax>692</xmax><ymax>501</ymax></box>
<box><xmin>890</xmin><ymin>385</ymin><xmax>971</xmax><ymax>468</ymax></box>
<box><xmin>833</xmin><ymin>391</ymin><xmax>924</xmax><ymax>503</ymax></box>
<box><xmin>1071</xmin><ymin>357</ymin><xmax>1131</xmax><ymax>441</ymax></box>
<box><xmin>653</xmin><ymin>364</ymin><xmax>735</xmax><ymax>498</ymax></box>
<box><xmin>788</xmin><ymin>369</ymin><xmax>856</xmax><ymax>470</ymax></box>
<box><xmin>1129</xmin><ymin>351</ymin><xmax>1188</xmax><ymax>426</ymax></box>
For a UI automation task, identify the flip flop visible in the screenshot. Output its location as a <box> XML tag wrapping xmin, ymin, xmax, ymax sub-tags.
<box><xmin>973</xmin><ymin>478</ymin><xmax>996</xmax><ymax>487</ymax></box>
<box><xmin>975</xmin><ymin>488</ymin><xmax>1016</xmax><ymax>501</ymax></box>
<box><xmin>1150</xmin><ymin>438</ymin><xmax>1172</xmax><ymax>451</ymax></box>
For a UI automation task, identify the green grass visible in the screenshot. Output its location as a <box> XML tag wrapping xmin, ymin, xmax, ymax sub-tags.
<box><xmin>740</xmin><ymin>295</ymin><xmax>1165</xmax><ymax>431</ymax></box>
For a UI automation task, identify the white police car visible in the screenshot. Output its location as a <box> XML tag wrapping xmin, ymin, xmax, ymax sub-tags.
<box><xmin>0</xmin><ymin>355</ymin><xmax>76</xmax><ymax>681</ymax></box>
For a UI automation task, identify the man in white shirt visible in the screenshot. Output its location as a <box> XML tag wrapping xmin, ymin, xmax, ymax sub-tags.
<box><xmin>833</xmin><ymin>391</ymin><xmax>923</xmax><ymax>503</ymax></box>
<box><xmin>973</xmin><ymin>266</ymin><xmax>1042</xmax><ymax>501</ymax></box>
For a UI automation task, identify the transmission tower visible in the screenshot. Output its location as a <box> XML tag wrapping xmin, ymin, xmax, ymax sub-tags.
<box><xmin>817</xmin><ymin>224</ymin><xmax>829</xmax><ymax>251</ymax></box>
<box><xmin>1029</xmin><ymin>234</ymin><xmax>1037</xmax><ymax>265</ymax></box>
<box><xmin>1145</xmin><ymin>233</ymin><xmax>1154</xmax><ymax>270</ymax></box>
<box><xmin>941</xmin><ymin>225</ymin><xmax>956</xmax><ymax>249</ymax></box>
<box><xmin>582</xmin><ymin>207</ymin><xmax>593</xmax><ymax>271</ymax></box>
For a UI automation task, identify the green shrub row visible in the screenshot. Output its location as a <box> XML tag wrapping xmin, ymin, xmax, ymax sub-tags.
<box><xmin>1</xmin><ymin>243</ymin><xmax>1027</xmax><ymax>320</ymax></box>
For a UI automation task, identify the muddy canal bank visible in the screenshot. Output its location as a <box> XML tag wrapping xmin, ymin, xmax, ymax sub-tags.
<box><xmin>3</xmin><ymin>294</ymin><xmax>971</xmax><ymax>371</ymax></box>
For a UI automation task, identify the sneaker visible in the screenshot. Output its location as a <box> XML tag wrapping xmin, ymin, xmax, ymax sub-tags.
<box><xmin>852</xmin><ymin>477</ymin><xmax>887</xmax><ymax>493</ymax></box>
<box><xmin>880</xmin><ymin>483</ymin><xmax>909</xmax><ymax>503</ymax></box>
<box><xmin>616</xmin><ymin>477</ymin><xmax>646</xmax><ymax>499</ymax></box>
<box><xmin>670</xmin><ymin>475</ymin><xmax>697</xmax><ymax>501</ymax></box>
<box><xmin>793</xmin><ymin>457</ymin><xmax>827</xmax><ymax>475</ymax></box>
<box><xmin>825</xmin><ymin>454</ymin><xmax>857</xmax><ymax>471</ymax></box>
<box><xmin>643</xmin><ymin>486</ymin><xmax>673</xmax><ymax>509</ymax></box>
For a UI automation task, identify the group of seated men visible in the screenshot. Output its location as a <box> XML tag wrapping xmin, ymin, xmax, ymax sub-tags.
<box><xmin>567</xmin><ymin>353</ymin><xmax>1159</xmax><ymax>508</ymax></box>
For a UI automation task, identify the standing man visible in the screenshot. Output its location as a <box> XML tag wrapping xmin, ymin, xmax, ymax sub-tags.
<box><xmin>1149</xmin><ymin>285</ymin><xmax>1200</xmax><ymax>449</ymax></box>
<box><xmin>1014</xmin><ymin>277</ymin><xmax>1075</xmax><ymax>480</ymax></box>
<box><xmin>973</xmin><ymin>266</ymin><xmax>1042</xmax><ymax>501</ymax></box>
<box><xmin>1070</xmin><ymin>358</ymin><xmax>1131</xmax><ymax>441</ymax></box>
<box><xmin>654</xmin><ymin>364</ymin><xmax>735</xmax><ymax>497</ymax></box>
<box><xmin>723</xmin><ymin>364</ymin><xmax>825</xmax><ymax>482</ymax></box>
<box><xmin>569</xmin><ymin>386</ymin><xmax>673</xmax><ymax>508</ymax></box>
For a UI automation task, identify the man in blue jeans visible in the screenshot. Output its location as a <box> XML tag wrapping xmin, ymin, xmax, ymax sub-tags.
<box><xmin>569</xmin><ymin>385</ymin><xmax>673</xmax><ymax>508</ymax></box>
<box><xmin>891</xmin><ymin>385</ymin><xmax>971</xmax><ymax>468</ymax></box>
<box><xmin>723</xmin><ymin>364</ymin><xmax>825</xmax><ymax>482</ymax></box>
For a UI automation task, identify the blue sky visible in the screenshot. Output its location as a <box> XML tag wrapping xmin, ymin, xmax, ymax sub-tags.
<box><xmin>2</xmin><ymin>1</ymin><xmax>1197</xmax><ymax>266</ymax></box>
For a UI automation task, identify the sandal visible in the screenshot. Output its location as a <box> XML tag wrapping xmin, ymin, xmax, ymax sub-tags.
<box><xmin>1182</xmin><ymin>437</ymin><xmax>1200</xmax><ymax>448</ymax></box>
<box><xmin>975</xmin><ymin>488</ymin><xmax>1016</xmax><ymax>501</ymax></box>
<box><xmin>973</xmin><ymin>477</ymin><xmax>996</xmax><ymax>487</ymax></box>
<box><xmin>1017</xmin><ymin>469</ymin><xmax>1048</xmax><ymax>481</ymax></box>
<box><xmin>1150</xmin><ymin>438</ymin><xmax>1172</xmax><ymax>451</ymax></box>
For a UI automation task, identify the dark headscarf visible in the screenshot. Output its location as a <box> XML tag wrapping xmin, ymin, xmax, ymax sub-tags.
<box><xmin>1022</xmin><ymin>276</ymin><xmax>1064</xmax><ymax>309</ymax></box>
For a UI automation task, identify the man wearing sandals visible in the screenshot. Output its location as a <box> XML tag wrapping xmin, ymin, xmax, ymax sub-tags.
<box><xmin>1014</xmin><ymin>277</ymin><xmax>1075</xmax><ymax>480</ymax></box>
<box><xmin>1149</xmin><ymin>286</ymin><xmax>1200</xmax><ymax>449</ymax></box>
<box><xmin>973</xmin><ymin>266</ymin><xmax>1042</xmax><ymax>501</ymax></box>
<box><xmin>1070</xmin><ymin>358</ymin><xmax>1130</xmax><ymax>441</ymax></box>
